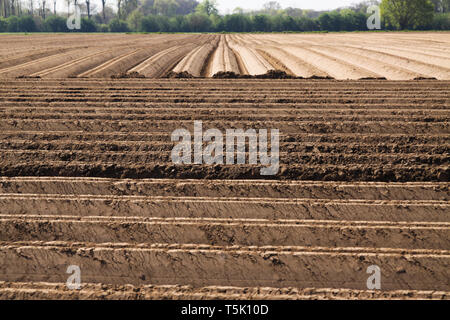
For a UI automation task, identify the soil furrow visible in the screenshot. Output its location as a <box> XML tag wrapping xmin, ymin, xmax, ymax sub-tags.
<box><xmin>1</xmin><ymin>242</ymin><xmax>448</xmax><ymax>290</ymax></box>
<box><xmin>1</xmin><ymin>215</ymin><xmax>448</xmax><ymax>249</ymax></box>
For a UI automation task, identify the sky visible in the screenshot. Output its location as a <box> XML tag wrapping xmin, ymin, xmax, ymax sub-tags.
<box><xmin>55</xmin><ymin>0</ymin><xmax>359</xmax><ymax>15</ymax></box>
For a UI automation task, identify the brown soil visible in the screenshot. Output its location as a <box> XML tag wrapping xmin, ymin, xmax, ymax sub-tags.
<box><xmin>0</xmin><ymin>33</ymin><xmax>449</xmax><ymax>300</ymax></box>
<box><xmin>111</xmin><ymin>71</ymin><xmax>145</xmax><ymax>79</ymax></box>
<box><xmin>1</xmin><ymin>33</ymin><xmax>449</xmax><ymax>80</ymax></box>
<box><xmin>213</xmin><ymin>70</ymin><xmax>297</xmax><ymax>79</ymax></box>
<box><xmin>165</xmin><ymin>71</ymin><xmax>195</xmax><ymax>78</ymax></box>
<box><xmin>2</xmin><ymin>282</ymin><xmax>447</xmax><ymax>300</ymax></box>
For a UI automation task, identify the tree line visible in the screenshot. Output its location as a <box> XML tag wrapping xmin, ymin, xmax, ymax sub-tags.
<box><xmin>0</xmin><ymin>0</ymin><xmax>449</xmax><ymax>33</ymax></box>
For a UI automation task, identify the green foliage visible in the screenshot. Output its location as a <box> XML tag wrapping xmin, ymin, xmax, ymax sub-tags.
<box><xmin>432</xmin><ymin>12</ymin><xmax>450</xmax><ymax>28</ymax></box>
<box><xmin>153</xmin><ymin>0</ymin><xmax>180</xmax><ymax>16</ymax></box>
<box><xmin>140</xmin><ymin>15</ymin><xmax>159</xmax><ymax>31</ymax></box>
<box><xmin>122</xmin><ymin>0</ymin><xmax>139</xmax><ymax>18</ymax></box>
<box><xmin>318</xmin><ymin>11</ymin><xmax>343</xmax><ymax>31</ymax></box>
<box><xmin>340</xmin><ymin>9</ymin><xmax>368</xmax><ymax>31</ymax></box>
<box><xmin>80</xmin><ymin>18</ymin><xmax>98</xmax><ymax>32</ymax></box>
<box><xmin>43</xmin><ymin>15</ymin><xmax>68</xmax><ymax>32</ymax></box>
<box><xmin>108</xmin><ymin>19</ymin><xmax>130</xmax><ymax>32</ymax></box>
<box><xmin>187</xmin><ymin>13</ymin><xmax>212</xmax><ymax>31</ymax></box>
<box><xmin>381</xmin><ymin>0</ymin><xmax>435</xmax><ymax>29</ymax></box>
<box><xmin>271</xmin><ymin>15</ymin><xmax>294</xmax><ymax>31</ymax></box>
<box><xmin>169</xmin><ymin>16</ymin><xmax>187</xmax><ymax>31</ymax></box>
<box><xmin>127</xmin><ymin>10</ymin><xmax>144</xmax><ymax>31</ymax></box>
<box><xmin>0</xmin><ymin>18</ymin><xmax>7</xmax><ymax>32</ymax></box>
<box><xmin>429</xmin><ymin>0</ymin><xmax>450</xmax><ymax>12</ymax></box>
<box><xmin>6</xmin><ymin>16</ymin><xmax>19</xmax><ymax>32</ymax></box>
<box><xmin>98</xmin><ymin>24</ymin><xmax>110</xmax><ymax>32</ymax></box>
<box><xmin>18</xmin><ymin>16</ymin><xmax>37</xmax><ymax>32</ymax></box>
<box><xmin>252</xmin><ymin>15</ymin><xmax>272</xmax><ymax>32</ymax></box>
<box><xmin>296</xmin><ymin>16</ymin><xmax>319</xmax><ymax>31</ymax></box>
<box><xmin>155</xmin><ymin>15</ymin><xmax>172</xmax><ymax>31</ymax></box>
<box><xmin>223</xmin><ymin>14</ymin><xmax>252</xmax><ymax>32</ymax></box>
<box><xmin>263</xmin><ymin>1</ymin><xmax>282</xmax><ymax>15</ymax></box>
<box><xmin>209</xmin><ymin>14</ymin><xmax>223</xmax><ymax>31</ymax></box>
<box><xmin>175</xmin><ymin>0</ymin><xmax>200</xmax><ymax>15</ymax></box>
<box><xmin>195</xmin><ymin>0</ymin><xmax>218</xmax><ymax>16</ymax></box>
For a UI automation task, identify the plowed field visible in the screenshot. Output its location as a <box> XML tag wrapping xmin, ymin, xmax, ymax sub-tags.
<box><xmin>0</xmin><ymin>33</ymin><xmax>449</xmax><ymax>80</ymax></box>
<box><xmin>0</xmin><ymin>33</ymin><xmax>449</xmax><ymax>300</ymax></box>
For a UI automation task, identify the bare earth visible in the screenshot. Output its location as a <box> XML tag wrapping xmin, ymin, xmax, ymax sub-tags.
<box><xmin>0</xmin><ymin>33</ymin><xmax>449</xmax><ymax>79</ymax></box>
<box><xmin>0</xmin><ymin>33</ymin><xmax>449</xmax><ymax>300</ymax></box>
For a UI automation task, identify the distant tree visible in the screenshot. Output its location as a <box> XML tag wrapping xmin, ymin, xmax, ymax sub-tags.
<box><xmin>140</xmin><ymin>15</ymin><xmax>155</xmax><ymax>30</ymax></box>
<box><xmin>432</xmin><ymin>12</ymin><xmax>450</xmax><ymax>28</ymax></box>
<box><xmin>164</xmin><ymin>15</ymin><xmax>183</xmax><ymax>30</ymax></box>
<box><xmin>318</xmin><ymin>10</ymin><xmax>343</xmax><ymax>31</ymax></box>
<box><xmin>122</xmin><ymin>0</ymin><xmax>138</xmax><ymax>17</ymax></box>
<box><xmin>43</xmin><ymin>14</ymin><xmax>67</xmax><ymax>31</ymax></box>
<box><xmin>117</xmin><ymin>0</ymin><xmax>122</xmax><ymax>18</ymax></box>
<box><xmin>186</xmin><ymin>12</ymin><xmax>211</xmax><ymax>31</ymax></box>
<box><xmin>263</xmin><ymin>1</ymin><xmax>281</xmax><ymax>14</ymax></box>
<box><xmin>318</xmin><ymin>12</ymin><xmax>332</xmax><ymax>30</ymax></box>
<box><xmin>329</xmin><ymin>10</ymin><xmax>342</xmax><ymax>30</ymax></box>
<box><xmin>270</xmin><ymin>14</ymin><xmax>296</xmax><ymax>31</ymax></box>
<box><xmin>153</xmin><ymin>0</ymin><xmax>178</xmax><ymax>16</ymax></box>
<box><xmin>380</xmin><ymin>0</ymin><xmax>435</xmax><ymax>29</ymax></box>
<box><xmin>66</xmin><ymin>0</ymin><xmax>70</xmax><ymax>17</ymax></box>
<box><xmin>208</xmin><ymin>13</ymin><xmax>222</xmax><ymax>30</ymax></box>
<box><xmin>296</xmin><ymin>16</ymin><xmax>319</xmax><ymax>31</ymax></box>
<box><xmin>195</xmin><ymin>0</ymin><xmax>217</xmax><ymax>16</ymax></box>
<box><xmin>18</xmin><ymin>0</ymin><xmax>24</xmax><ymax>16</ymax></box>
<box><xmin>18</xmin><ymin>15</ymin><xmax>37</xmax><ymax>30</ymax></box>
<box><xmin>155</xmin><ymin>14</ymin><xmax>171</xmax><ymax>30</ymax></box>
<box><xmin>139</xmin><ymin>0</ymin><xmax>155</xmax><ymax>15</ymax></box>
<box><xmin>30</xmin><ymin>0</ymin><xmax>34</xmax><ymax>15</ymax></box>
<box><xmin>284</xmin><ymin>7</ymin><xmax>303</xmax><ymax>17</ymax></box>
<box><xmin>80</xmin><ymin>17</ymin><xmax>96</xmax><ymax>31</ymax></box>
<box><xmin>10</xmin><ymin>0</ymin><xmax>16</xmax><ymax>16</ymax></box>
<box><xmin>430</xmin><ymin>0</ymin><xmax>439</xmax><ymax>11</ymax></box>
<box><xmin>175</xmin><ymin>0</ymin><xmax>198</xmax><ymax>15</ymax></box>
<box><xmin>223</xmin><ymin>13</ymin><xmax>251</xmax><ymax>31</ymax></box>
<box><xmin>1</xmin><ymin>0</ymin><xmax>8</xmax><ymax>17</ymax></box>
<box><xmin>101</xmin><ymin>0</ymin><xmax>106</xmax><ymax>21</ymax></box>
<box><xmin>41</xmin><ymin>0</ymin><xmax>47</xmax><ymax>19</ymax></box>
<box><xmin>351</xmin><ymin>0</ymin><xmax>380</xmax><ymax>13</ymax></box>
<box><xmin>85</xmin><ymin>0</ymin><xmax>90</xmax><ymax>18</ymax></box>
<box><xmin>93</xmin><ymin>5</ymin><xmax>114</xmax><ymax>23</ymax></box>
<box><xmin>6</xmin><ymin>15</ymin><xmax>18</xmax><ymax>30</ymax></box>
<box><xmin>167</xmin><ymin>15</ymin><xmax>180</xmax><ymax>31</ymax></box>
<box><xmin>0</xmin><ymin>17</ymin><xmax>7</xmax><ymax>30</ymax></box>
<box><xmin>108</xmin><ymin>17</ymin><xmax>128</xmax><ymax>31</ymax></box>
<box><xmin>340</xmin><ymin>8</ymin><xmax>367</xmax><ymax>31</ymax></box>
<box><xmin>1</xmin><ymin>0</ymin><xmax>15</xmax><ymax>17</ymax></box>
<box><xmin>252</xmin><ymin>14</ymin><xmax>271</xmax><ymax>31</ymax></box>
<box><xmin>97</xmin><ymin>23</ymin><xmax>108</xmax><ymax>31</ymax></box>
<box><xmin>126</xmin><ymin>9</ymin><xmax>142</xmax><ymax>30</ymax></box>
<box><xmin>280</xmin><ymin>15</ymin><xmax>298</xmax><ymax>31</ymax></box>
<box><xmin>429</xmin><ymin>0</ymin><xmax>449</xmax><ymax>12</ymax></box>
<box><xmin>1</xmin><ymin>0</ymin><xmax>445</xmax><ymax>33</ymax></box>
